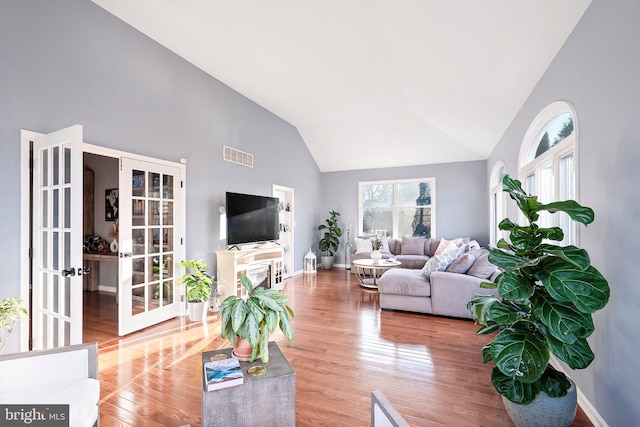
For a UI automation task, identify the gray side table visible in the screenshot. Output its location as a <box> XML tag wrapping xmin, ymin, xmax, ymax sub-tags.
<box><xmin>201</xmin><ymin>341</ymin><xmax>295</xmax><ymax>427</ymax></box>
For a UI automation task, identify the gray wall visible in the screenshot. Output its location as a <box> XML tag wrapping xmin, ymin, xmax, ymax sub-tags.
<box><xmin>0</xmin><ymin>0</ymin><xmax>321</xmax><ymax>352</ymax></box>
<box><xmin>321</xmin><ymin>160</ymin><xmax>488</xmax><ymax>265</ymax></box>
<box><xmin>487</xmin><ymin>0</ymin><xmax>640</xmax><ymax>425</ymax></box>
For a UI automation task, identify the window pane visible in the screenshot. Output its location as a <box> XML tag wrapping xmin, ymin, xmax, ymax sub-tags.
<box><xmin>400</xmin><ymin>206</ymin><xmax>431</xmax><ymax>237</ymax></box>
<box><xmin>535</xmin><ymin>112</ymin><xmax>574</xmax><ymax>158</ymax></box>
<box><xmin>360</xmin><ymin>179</ymin><xmax>434</xmax><ymax>238</ymax></box>
<box><xmin>363</xmin><ymin>207</ymin><xmax>392</xmax><ymax>235</ymax></box>
<box><xmin>559</xmin><ymin>154</ymin><xmax>575</xmax><ymax>245</ymax></box>
<box><xmin>362</xmin><ymin>184</ymin><xmax>393</xmax><ymax>208</ymax></box>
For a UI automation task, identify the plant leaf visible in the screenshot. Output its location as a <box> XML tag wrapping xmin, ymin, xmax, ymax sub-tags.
<box><xmin>491</xmin><ymin>367</ymin><xmax>540</xmax><ymax>405</ymax></box>
<box><xmin>538</xmin><ymin>245</ymin><xmax>590</xmax><ymax>270</ymax></box>
<box><xmin>279</xmin><ymin>308</ymin><xmax>295</xmax><ymax>342</ymax></box>
<box><xmin>533</xmin><ymin>292</ymin><xmax>594</xmax><ymax>344</ymax></box>
<box><xmin>539</xmin><ymin>365</ymin><xmax>571</xmax><ymax>398</ymax></box>
<box><xmin>243</xmin><ymin>312</ymin><xmax>260</xmax><ymax>350</ymax></box>
<box><xmin>537</xmin><ymin>200</ymin><xmax>595</xmax><ymax>226</ymax></box>
<box><xmin>536</xmin><ymin>258</ymin><xmax>610</xmax><ymax>313</ymax></box>
<box><xmin>547</xmin><ymin>334</ymin><xmax>594</xmax><ymax>369</ymax></box>
<box><xmin>490</xmin><ymin>321</ymin><xmax>549</xmax><ymax>384</ymax></box>
<box><xmin>230</xmin><ymin>299</ymin><xmax>247</xmax><ymax>333</ymax></box>
<box><xmin>496</xmin><ymin>271</ymin><xmax>535</xmax><ymax>301</ymax></box>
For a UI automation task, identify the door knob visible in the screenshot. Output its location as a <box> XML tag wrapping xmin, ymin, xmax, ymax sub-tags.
<box><xmin>79</xmin><ymin>267</ymin><xmax>91</xmax><ymax>275</ymax></box>
<box><xmin>61</xmin><ymin>268</ymin><xmax>76</xmax><ymax>277</ymax></box>
<box><xmin>120</xmin><ymin>252</ymin><xmax>133</xmax><ymax>258</ymax></box>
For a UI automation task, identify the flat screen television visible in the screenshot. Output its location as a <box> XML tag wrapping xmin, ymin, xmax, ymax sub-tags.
<box><xmin>226</xmin><ymin>192</ymin><xmax>279</xmax><ymax>246</ymax></box>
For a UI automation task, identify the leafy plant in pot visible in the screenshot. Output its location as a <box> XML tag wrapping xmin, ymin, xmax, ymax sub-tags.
<box><xmin>0</xmin><ymin>297</ymin><xmax>27</xmax><ymax>354</ymax></box>
<box><xmin>219</xmin><ymin>274</ymin><xmax>294</xmax><ymax>363</ymax></box>
<box><xmin>467</xmin><ymin>175</ymin><xmax>610</xmax><ymax>427</ymax></box>
<box><xmin>179</xmin><ymin>259</ymin><xmax>213</xmax><ymax>322</ymax></box>
<box><xmin>317</xmin><ymin>210</ymin><xmax>342</xmax><ymax>270</ymax></box>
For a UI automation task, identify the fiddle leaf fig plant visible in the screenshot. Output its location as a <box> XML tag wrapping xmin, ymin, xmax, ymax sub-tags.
<box><xmin>318</xmin><ymin>210</ymin><xmax>342</xmax><ymax>256</ymax></box>
<box><xmin>467</xmin><ymin>174</ymin><xmax>610</xmax><ymax>405</ymax></box>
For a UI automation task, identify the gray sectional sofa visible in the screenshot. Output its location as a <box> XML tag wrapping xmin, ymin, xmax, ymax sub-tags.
<box><xmin>351</xmin><ymin>236</ymin><xmax>500</xmax><ymax>319</ymax></box>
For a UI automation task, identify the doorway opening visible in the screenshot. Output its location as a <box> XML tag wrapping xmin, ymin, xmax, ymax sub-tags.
<box><xmin>20</xmin><ymin>127</ymin><xmax>186</xmax><ymax>351</ymax></box>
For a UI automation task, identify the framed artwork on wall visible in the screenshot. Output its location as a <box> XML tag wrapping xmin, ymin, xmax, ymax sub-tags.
<box><xmin>105</xmin><ymin>188</ymin><xmax>119</xmax><ymax>221</ymax></box>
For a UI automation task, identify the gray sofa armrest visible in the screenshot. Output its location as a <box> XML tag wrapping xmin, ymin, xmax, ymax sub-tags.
<box><xmin>429</xmin><ymin>271</ymin><xmax>499</xmax><ymax>319</ymax></box>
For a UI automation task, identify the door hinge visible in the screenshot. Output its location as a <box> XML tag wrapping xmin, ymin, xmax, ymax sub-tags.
<box><xmin>181</xmin><ymin>237</ymin><xmax>184</xmax><ymax>245</ymax></box>
<box><xmin>120</xmin><ymin>158</ymin><xmax>123</xmax><ymax>171</ymax></box>
<box><xmin>181</xmin><ymin>180</ymin><xmax>183</xmax><ymax>188</ymax></box>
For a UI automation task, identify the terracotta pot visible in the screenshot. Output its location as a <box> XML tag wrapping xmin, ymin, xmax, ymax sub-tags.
<box><xmin>233</xmin><ymin>337</ymin><xmax>255</xmax><ymax>361</ymax></box>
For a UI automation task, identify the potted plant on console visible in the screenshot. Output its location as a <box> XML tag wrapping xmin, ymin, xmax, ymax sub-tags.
<box><xmin>467</xmin><ymin>175</ymin><xmax>610</xmax><ymax>427</ymax></box>
<box><xmin>219</xmin><ymin>274</ymin><xmax>294</xmax><ymax>363</ymax></box>
<box><xmin>179</xmin><ymin>259</ymin><xmax>213</xmax><ymax>322</ymax></box>
<box><xmin>317</xmin><ymin>210</ymin><xmax>342</xmax><ymax>270</ymax></box>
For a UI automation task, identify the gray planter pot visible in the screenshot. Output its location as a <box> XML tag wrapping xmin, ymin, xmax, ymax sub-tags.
<box><xmin>320</xmin><ymin>255</ymin><xmax>334</xmax><ymax>270</ymax></box>
<box><xmin>188</xmin><ymin>300</ymin><xmax>207</xmax><ymax>321</ymax></box>
<box><xmin>502</xmin><ymin>378</ymin><xmax>577</xmax><ymax>427</ymax></box>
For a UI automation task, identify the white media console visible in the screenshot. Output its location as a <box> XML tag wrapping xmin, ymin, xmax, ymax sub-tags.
<box><xmin>215</xmin><ymin>245</ymin><xmax>285</xmax><ymax>300</ymax></box>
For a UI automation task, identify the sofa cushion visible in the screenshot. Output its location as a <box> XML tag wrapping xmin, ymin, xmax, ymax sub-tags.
<box><xmin>400</xmin><ymin>236</ymin><xmax>425</xmax><ymax>255</ymax></box>
<box><xmin>420</xmin><ymin>252</ymin><xmax>461</xmax><ymax>278</ymax></box>
<box><xmin>467</xmin><ymin>252</ymin><xmax>498</xmax><ymax>279</ymax></box>
<box><xmin>388</xmin><ymin>238</ymin><xmax>398</xmax><ymax>254</ymax></box>
<box><xmin>0</xmin><ymin>378</ymin><xmax>100</xmax><ymax>427</ymax></box>
<box><xmin>393</xmin><ymin>254</ymin><xmax>430</xmax><ymax>269</ymax></box>
<box><xmin>378</xmin><ymin>269</ymin><xmax>431</xmax><ymax>297</ymax></box>
<box><xmin>447</xmin><ymin>248</ymin><xmax>482</xmax><ymax>274</ymax></box>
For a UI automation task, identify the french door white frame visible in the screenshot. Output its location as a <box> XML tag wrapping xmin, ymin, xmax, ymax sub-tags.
<box><xmin>20</xmin><ymin>132</ymin><xmax>187</xmax><ymax>351</ymax></box>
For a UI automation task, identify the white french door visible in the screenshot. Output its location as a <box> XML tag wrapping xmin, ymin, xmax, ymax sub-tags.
<box><xmin>118</xmin><ymin>158</ymin><xmax>184</xmax><ymax>335</ymax></box>
<box><xmin>31</xmin><ymin>125</ymin><xmax>84</xmax><ymax>349</ymax></box>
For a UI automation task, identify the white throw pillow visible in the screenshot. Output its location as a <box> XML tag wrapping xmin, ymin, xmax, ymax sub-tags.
<box><xmin>421</xmin><ymin>252</ymin><xmax>461</xmax><ymax>278</ymax></box>
<box><xmin>355</xmin><ymin>238</ymin><xmax>373</xmax><ymax>254</ymax></box>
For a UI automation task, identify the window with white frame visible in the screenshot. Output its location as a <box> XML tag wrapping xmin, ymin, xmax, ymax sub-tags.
<box><xmin>358</xmin><ymin>178</ymin><xmax>435</xmax><ymax>238</ymax></box>
<box><xmin>519</xmin><ymin>101</ymin><xmax>577</xmax><ymax>245</ymax></box>
<box><xmin>489</xmin><ymin>162</ymin><xmax>507</xmax><ymax>247</ymax></box>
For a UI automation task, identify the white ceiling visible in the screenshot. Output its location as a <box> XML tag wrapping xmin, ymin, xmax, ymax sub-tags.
<box><xmin>91</xmin><ymin>0</ymin><xmax>591</xmax><ymax>172</ymax></box>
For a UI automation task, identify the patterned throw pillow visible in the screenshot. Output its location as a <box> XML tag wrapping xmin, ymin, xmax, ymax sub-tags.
<box><xmin>420</xmin><ymin>252</ymin><xmax>461</xmax><ymax>278</ymax></box>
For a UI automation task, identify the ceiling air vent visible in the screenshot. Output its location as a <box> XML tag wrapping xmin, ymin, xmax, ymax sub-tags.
<box><xmin>223</xmin><ymin>145</ymin><xmax>253</xmax><ymax>168</ymax></box>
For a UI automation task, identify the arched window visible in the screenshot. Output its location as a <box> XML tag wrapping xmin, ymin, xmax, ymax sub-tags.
<box><xmin>489</xmin><ymin>162</ymin><xmax>507</xmax><ymax>247</ymax></box>
<box><xmin>519</xmin><ymin>101</ymin><xmax>577</xmax><ymax>245</ymax></box>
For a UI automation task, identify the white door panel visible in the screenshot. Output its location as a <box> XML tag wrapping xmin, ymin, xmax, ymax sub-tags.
<box><xmin>32</xmin><ymin>125</ymin><xmax>84</xmax><ymax>349</ymax></box>
<box><xmin>118</xmin><ymin>158</ymin><xmax>184</xmax><ymax>335</ymax></box>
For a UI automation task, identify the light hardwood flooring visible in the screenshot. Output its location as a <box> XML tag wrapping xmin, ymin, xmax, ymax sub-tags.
<box><xmin>85</xmin><ymin>269</ymin><xmax>593</xmax><ymax>426</ymax></box>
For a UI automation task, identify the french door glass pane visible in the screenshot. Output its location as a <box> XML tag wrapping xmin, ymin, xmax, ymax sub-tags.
<box><xmin>129</xmin><ymin>167</ymin><xmax>176</xmax><ymax>315</ymax></box>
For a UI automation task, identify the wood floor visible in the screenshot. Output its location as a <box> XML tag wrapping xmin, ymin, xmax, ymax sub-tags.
<box><xmin>85</xmin><ymin>269</ymin><xmax>593</xmax><ymax>427</ymax></box>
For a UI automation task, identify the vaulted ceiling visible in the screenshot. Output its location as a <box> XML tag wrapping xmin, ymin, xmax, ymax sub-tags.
<box><xmin>92</xmin><ymin>0</ymin><xmax>591</xmax><ymax>172</ymax></box>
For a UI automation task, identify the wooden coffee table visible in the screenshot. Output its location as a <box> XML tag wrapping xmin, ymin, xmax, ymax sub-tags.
<box><xmin>352</xmin><ymin>259</ymin><xmax>401</xmax><ymax>289</ymax></box>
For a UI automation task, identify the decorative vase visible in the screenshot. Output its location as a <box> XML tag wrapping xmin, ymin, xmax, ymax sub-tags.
<box><xmin>502</xmin><ymin>378</ymin><xmax>577</xmax><ymax>427</ymax></box>
<box><xmin>110</xmin><ymin>238</ymin><xmax>118</xmax><ymax>253</ymax></box>
<box><xmin>370</xmin><ymin>250</ymin><xmax>382</xmax><ymax>263</ymax></box>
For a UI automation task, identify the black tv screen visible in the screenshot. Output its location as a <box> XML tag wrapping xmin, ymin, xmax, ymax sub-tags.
<box><xmin>226</xmin><ymin>192</ymin><xmax>279</xmax><ymax>246</ymax></box>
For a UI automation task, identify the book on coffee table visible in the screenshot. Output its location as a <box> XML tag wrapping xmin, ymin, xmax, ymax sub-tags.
<box><xmin>203</xmin><ymin>356</ymin><xmax>244</xmax><ymax>392</ymax></box>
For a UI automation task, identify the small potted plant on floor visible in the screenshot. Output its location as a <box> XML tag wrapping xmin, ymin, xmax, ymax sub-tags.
<box><xmin>179</xmin><ymin>259</ymin><xmax>213</xmax><ymax>321</ymax></box>
<box><xmin>219</xmin><ymin>274</ymin><xmax>294</xmax><ymax>363</ymax></box>
<box><xmin>467</xmin><ymin>175</ymin><xmax>610</xmax><ymax>427</ymax></box>
<box><xmin>317</xmin><ymin>210</ymin><xmax>342</xmax><ymax>270</ymax></box>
